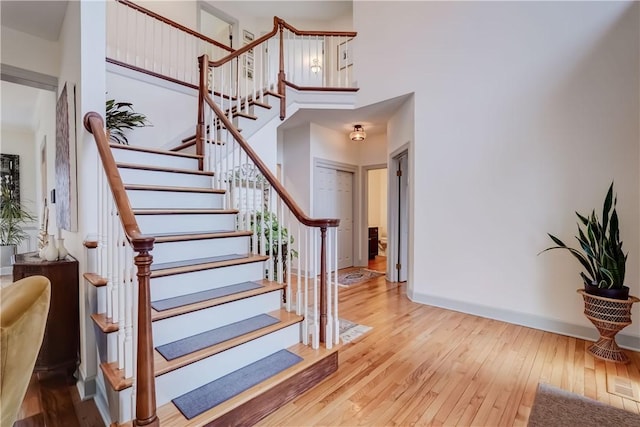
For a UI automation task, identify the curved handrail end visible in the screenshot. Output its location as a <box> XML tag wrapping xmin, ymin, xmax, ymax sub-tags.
<box><xmin>84</xmin><ymin>111</ymin><xmax>104</xmax><ymax>133</ymax></box>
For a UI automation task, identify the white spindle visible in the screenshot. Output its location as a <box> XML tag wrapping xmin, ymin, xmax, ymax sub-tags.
<box><xmin>312</xmin><ymin>229</ymin><xmax>319</xmax><ymax>349</ymax></box>
<box><xmin>106</xmin><ymin>193</ymin><xmax>114</xmax><ymax>321</ymax></box>
<box><xmin>301</xmin><ymin>227</ymin><xmax>309</xmax><ymax>344</ymax></box>
<box><xmin>333</xmin><ymin>226</ymin><xmax>339</xmax><ymax>343</ymax></box>
<box><xmin>326</xmin><ymin>227</ymin><xmax>333</xmax><ymax>349</ymax></box>
<box><xmin>124</xmin><ymin>242</ymin><xmax>134</xmax><ymax>378</ymax></box>
<box><xmin>117</xmin><ymin>223</ymin><xmax>126</xmax><ymax>369</ymax></box>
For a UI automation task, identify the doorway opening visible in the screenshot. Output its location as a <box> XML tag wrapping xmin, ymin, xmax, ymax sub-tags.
<box><xmin>198</xmin><ymin>3</ymin><xmax>236</xmax><ymax>48</ymax></box>
<box><xmin>388</xmin><ymin>149</ymin><xmax>408</xmax><ymax>282</ymax></box>
<box><xmin>364</xmin><ymin>165</ymin><xmax>388</xmax><ymax>274</ymax></box>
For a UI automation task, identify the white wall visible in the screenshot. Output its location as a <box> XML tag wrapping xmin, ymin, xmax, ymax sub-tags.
<box><xmin>0</xmin><ymin>26</ymin><xmax>60</xmax><ymax>77</ymax></box>
<box><xmin>355</xmin><ymin>1</ymin><xmax>640</xmax><ymax>345</ymax></box>
<box><xmin>281</xmin><ymin>124</ymin><xmax>311</xmax><ymax>212</ymax></box>
<box><xmin>1</xmin><ymin>129</ymin><xmax>37</xmax><ymax>216</ymax></box>
<box><xmin>107</xmin><ymin>65</ymin><xmax>198</xmax><ymax>149</ymax></box>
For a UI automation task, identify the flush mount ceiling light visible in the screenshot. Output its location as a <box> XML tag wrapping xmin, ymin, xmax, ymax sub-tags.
<box><xmin>350</xmin><ymin>124</ymin><xmax>366</xmax><ymax>141</ymax></box>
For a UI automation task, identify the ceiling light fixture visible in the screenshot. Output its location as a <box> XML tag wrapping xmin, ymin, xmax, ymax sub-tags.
<box><xmin>350</xmin><ymin>124</ymin><xmax>366</xmax><ymax>141</ymax></box>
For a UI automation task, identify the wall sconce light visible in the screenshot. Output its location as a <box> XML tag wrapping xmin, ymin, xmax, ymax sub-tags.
<box><xmin>350</xmin><ymin>124</ymin><xmax>366</xmax><ymax>141</ymax></box>
<box><xmin>310</xmin><ymin>58</ymin><xmax>322</xmax><ymax>74</ymax></box>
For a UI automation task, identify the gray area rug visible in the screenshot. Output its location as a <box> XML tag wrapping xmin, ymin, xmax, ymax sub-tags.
<box><xmin>172</xmin><ymin>349</ymin><xmax>303</xmax><ymax>419</ymax></box>
<box><xmin>151</xmin><ymin>281</ymin><xmax>262</xmax><ymax>311</ymax></box>
<box><xmin>528</xmin><ymin>383</ymin><xmax>640</xmax><ymax>427</ymax></box>
<box><xmin>156</xmin><ymin>313</ymin><xmax>279</xmax><ymax>360</ymax></box>
<box><xmin>338</xmin><ymin>268</ymin><xmax>384</xmax><ymax>287</ymax></box>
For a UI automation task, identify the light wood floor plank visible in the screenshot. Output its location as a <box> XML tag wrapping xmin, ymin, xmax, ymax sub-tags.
<box><xmin>259</xmin><ymin>262</ymin><xmax>640</xmax><ymax>426</ymax></box>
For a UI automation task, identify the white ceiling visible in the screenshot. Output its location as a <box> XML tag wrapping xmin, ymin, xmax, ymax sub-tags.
<box><xmin>1</xmin><ymin>0</ymin><xmax>68</xmax><ymax>41</ymax></box>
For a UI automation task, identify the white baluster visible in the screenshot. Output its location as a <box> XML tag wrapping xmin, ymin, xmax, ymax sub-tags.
<box><xmin>117</xmin><ymin>224</ymin><xmax>125</xmax><ymax>369</ymax></box>
<box><xmin>313</xmin><ymin>228</ymin><xmax>319</xmax><ymax>349</ymax></box>
<box><xmin>301</xmin><ymin>227</ymin><xmax>308</xmax><ymax>344</ymax></box>
<box><xmin>106</xmin><ymin>193</ymin><xmax>114</xmax><ymax>321</ymax></box>
<box><xmin>124</xmin><ymin>242</ymin><xmax>134</xmax><ymax>378</ymax></box>
<box><xmin>334</xmin><ymin>226</ymin><xmax>339</xmax><ymax>343</ymax></box>
<box><xmin>296</xmin><ymin>221</ymin><xmax>301</xmax><ymax>314</ymax></box>
<box><xmin>326</xmin><ymin>227</ymin><xmax>333</xmax><ymax>349</ymax></box>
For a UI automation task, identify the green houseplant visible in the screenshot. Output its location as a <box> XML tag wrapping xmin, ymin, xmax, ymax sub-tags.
<box><xmin>105</xmin><ymin>99</ymin><xmax>151</xmax><ymax>145</ymax></box>
<box><xmin>253</xmin><ymin>211</ymin><xmax>298</xmax><ymax>282</ymax></box>
<box><xmin>1</xmin><ymin>179</ymin><xmax>36</xmax><ymax>265</ymax></box>
<box><xmin>540</xmin><ymin>182</ymin><xmax>629</xmax><ymax>300</ymax></box>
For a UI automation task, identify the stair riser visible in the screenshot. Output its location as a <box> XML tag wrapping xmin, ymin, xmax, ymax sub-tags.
<box><xmin>127</xmin><ymin>190</ymin><xmax>224</xmax><ymax>209</ymax></box>
<box><xmin>119</xmin><ymin>168</ymin><xmax>212</xmax><ymax>188</ymax></box>
<box><xmin>150</xmin><ymin>261</ymin><xmax>265</xmax><ymax>301</ymax></box>
<box><xmin>136</xmin><ymin>213</ymin><xmax>236</xmax><ymax>235</ymax></box>
<box><xmin>152</xmin><ymin>291</ymin><xmax>281</xmax><ymax>346</ymax></box>
<box><xmin>153</xmin><ymin>236</ymin><xmax>250</xmax><ymax>265</ymax></box>
<box><xmin>154</xmin><ymin>325</ymin><xmax>300</xmax><ymax>407</ymax></box>
<box><xmin>111</xmin><ymin>148</ymin><xmax>199</xmax><ymax>170</ymax></box>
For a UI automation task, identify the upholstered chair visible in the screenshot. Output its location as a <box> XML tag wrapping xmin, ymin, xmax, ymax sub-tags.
<box><xmin>0</xmin><ymin>275</ymin><xmax>51</xmax><ymax>427</ymax></box>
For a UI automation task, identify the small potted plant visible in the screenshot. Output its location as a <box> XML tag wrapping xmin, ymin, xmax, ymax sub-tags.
<box><xmin>0</xmin><ymin>179</ymin><xmax>36</xmax><ymax>266</ymax></box>
<box><xmin>105</xmin><ymin>99</ymin><xmax>151</xmax><ymax>145</ymax></box>
<box><xmin>540</xmin><ymin>182</ymin><xmax>629</xmax><ymax>300</ymax></box>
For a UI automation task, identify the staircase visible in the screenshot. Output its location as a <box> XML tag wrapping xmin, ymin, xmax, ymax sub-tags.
<box><xmin>85</xmin><ymin>136</ymin><xmax>339</xmax><ymax>425</ymax></box>
<box><xmin>87</xmin><ymin>10</ymin><xmax>359</xmax><ymax>425</ymax></box>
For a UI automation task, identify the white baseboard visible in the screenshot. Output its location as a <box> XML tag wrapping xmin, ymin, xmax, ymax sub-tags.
<box><xmin>0</xmin><ymin>266</ymin><xmax>12</xmax><ymax>276</ymax></box>
<box><xmin>409</xmin><ymin>291</ymin><xmax>640</xmax><ymax>351</ymax></box>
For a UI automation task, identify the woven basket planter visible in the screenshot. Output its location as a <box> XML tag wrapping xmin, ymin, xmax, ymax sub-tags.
<box><xmin>577</xmin><ymin>289</ymin><xmax>639</xmax><ymax>363</ymax></box>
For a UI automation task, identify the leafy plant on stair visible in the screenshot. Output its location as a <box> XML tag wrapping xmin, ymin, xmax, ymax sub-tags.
<box><xmin>105</xmin><ymin>99</ymin><xmax>151</xmax><ymax>145</ymax></box>
<box><xmin>253</xmin><ymin>211</ymin><xmax>298</xmax><ymax>283</ymax></box>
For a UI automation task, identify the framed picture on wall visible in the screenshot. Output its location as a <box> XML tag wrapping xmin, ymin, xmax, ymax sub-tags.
<box><xmin>243</xmin><ymin>29</ymin><xmax>254</xmax><ymax>43</ymax></box>
<box><xmin>55</xmin><ymin>82</ymin><xmax>78</xmax><ymax>232</ymax></box>
<box><xmin>337</xmin><ymin>39</ymin><xmax>353</xmax><ymax>70</ymax></box>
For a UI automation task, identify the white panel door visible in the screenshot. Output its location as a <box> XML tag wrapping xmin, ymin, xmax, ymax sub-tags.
<box><xmin>314</xmin><ymin>166</ymin><xmax>353</xmax><ymax>269</ymax></box>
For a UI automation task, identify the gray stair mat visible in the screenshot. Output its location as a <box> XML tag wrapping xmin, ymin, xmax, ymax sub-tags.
<box><xmin>156</xmin><ymin>313</ymin><xmax>279</xmax><ymax>361</ymax></box>
<box><xmin>151</xmin><ymin>281</ymin><xmax>263</xmax><ymax>312</ymax></box>
<box><xmin>172</xmin><ymin>349</ymin><xmax>303</xmax><ymax>420</ymax></box>
<box><xmin>150</xmin><ymin>253</ymin><xmax>248</xmax><ymax>271</ymax></box>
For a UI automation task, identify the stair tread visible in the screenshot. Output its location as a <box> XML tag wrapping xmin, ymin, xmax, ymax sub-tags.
<box><xmin>109</xmin><ymin>143</ymin><xmax>203</xmax><ymax>159</ymax></box>
<box><xmin>133</xmin><ymin>208</ymin><xmax>238</xmax><ymax>215</ymax></box>
<box><xmin>154</xmin><ymin>310</ymin><xmax>302</xmax><ymax>376</ymax></box>
<box><xmin>173</xmin><ymin>348</ymin><xmax>303</xmax><ymax>420</ymax></box>
<box><xmin>151</xmin><ymin>253</ymin><xmax>248</xmax><ymax>271</ymax></box>
<box><xmin>150</xmin><ymin>253</ymin><xmax>269</xmax><ymax>278</ymax></box>
<box><xmin>100</xmin><ymin>309</ymin><xmax>302</xmax><ymax>392</ymax></box>
<box><xmin>91</xmin><ymin>313</ymin><xmax>118</xmax><ymax>333</ymax></box>
<box><xmin>151</xmin><ymin>280</ymin><xmax>283</xmax><ymax>321</ymax></box>
<box><xmin>84</xmin><ymin>272</ymin><xmax>107</xmax><ymax>287</ymax></box>
<box><xmin>124</xmin><ymin>184</ymin><xmax>225</xmax><ymax>194</ymax></box>
<box><xmin>154</xmin><ymin>229</ymin><xmax>252</xmax><ymax>243</ymax></box>
<box><xmin>154</xmin><ymin>343</ymin><xmax>339</xmax><ymax>426</ymax></box>
<box><xmin>152</xmin><ymin>280</ymin><xmax>263</xmax><ymax>312</ymax></box>
<box><xmin>116</xmin><ymin>162</ymin><xmax>213</xmax><ymax>176</ymax></box>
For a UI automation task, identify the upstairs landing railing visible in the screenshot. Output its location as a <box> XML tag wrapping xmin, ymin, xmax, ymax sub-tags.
<box><xmin>107</xmin><ymin>0</ymin><xmax>233</xmax><ymax>88</ymax></box>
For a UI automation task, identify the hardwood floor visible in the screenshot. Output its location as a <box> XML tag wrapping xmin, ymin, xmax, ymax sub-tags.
<box><xmin>13</xmin><ymin>256</ymin><xmax>640</xmax><ymax>426</ymax></box>
<box><xmin>13</xmin><ymin>372</ymin><xmax>103</xmax><ymax>427</ymax></box>
<box><xmin>259</xmin><ymin>255</ymin><xmax>640</xmax><ymax>426</ymax></box>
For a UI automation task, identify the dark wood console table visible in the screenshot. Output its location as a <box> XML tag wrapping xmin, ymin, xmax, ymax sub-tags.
<box><xmin>12</xmin><ymin>252</ymin><xmax>79</xmax><ymax>382</ymax></box>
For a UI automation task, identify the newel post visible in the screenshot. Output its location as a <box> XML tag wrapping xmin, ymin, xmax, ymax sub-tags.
<box><xmin>133</xmin><ymin>238</ymin><xmax>158</xmax><ymax>427</ymax></box>
<box><xmin>319</xmin><ymin>226</ymin><xmax>327</xmax><ymax>344</ymax></box>
<box><xmin>277</xmin><ymin>20</ymin><xmax>286</xmax><ymax>121</ymax></box>
<box><xmin>196</xmin><ymin>54</ymin><xmax>209</xmax><ymax>171</ymax></box>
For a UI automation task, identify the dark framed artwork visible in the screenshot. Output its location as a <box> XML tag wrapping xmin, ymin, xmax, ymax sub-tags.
<box><xmin>1</xmin><ymin>153</ymin><xmax>20</xmax><ymax>202</ymax></box>
<box><xmin>55</xmin><ymin>82</ymin><xmax>78</xmax><ymax>231</ymax></box>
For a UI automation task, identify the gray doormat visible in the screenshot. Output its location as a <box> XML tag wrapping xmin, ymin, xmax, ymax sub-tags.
<box><xmin>528</xmin><ymin>383</ymin><xmax>640</xmax><ymax>426</ymax></box>
<box><xmin>172</xmin><ymin>349</ymin><xmax>303</xmax><ymax>419</ymax></box>
<box><xmin>151</xmin><ymin>281</ymin><xmax>262</xmax><ymax>312</ymax></box>
<box><xmin>156</xmin><ymin>313</ymin><xmax>279</xmax><ymax>360</ymax></box>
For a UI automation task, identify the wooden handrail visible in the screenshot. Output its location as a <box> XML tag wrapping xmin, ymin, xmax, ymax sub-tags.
<box><xmin>116</xmin><ymin>0</ymin><xmax>233</xmax><ymax>53</ymax></box>
<box><xmin>199</xmin><ymin>63</ymin><xmax>338</xmax><ymax>229</ymax></box>
<box><xmin>208</xmin><ymin>17</ymin><xmax>358</xmax><ymax>68</ymax></box>
<box><xmin>83</xmin><ymin>112</ymin><xmax>158</xmax><ymax>427</ymax></box>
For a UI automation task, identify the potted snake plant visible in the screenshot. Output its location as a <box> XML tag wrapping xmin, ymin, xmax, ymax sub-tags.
<box><xmin>539</xmin><ymin>182</ymin><xmax>629</xmax><ymax>300</ymax></box>
<box><xmin>0</xmin><ymin>179</ymin><xmax>36</xmax><ymax>266</ymax></box>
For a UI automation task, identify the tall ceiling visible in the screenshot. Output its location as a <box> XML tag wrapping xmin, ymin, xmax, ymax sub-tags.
<box><xmin>0</xmin><ymin>0</ymin><xmax>400</xmax><ymax>137</ymax></box>
<box><xmin>1</xmin><ymin>0</ymin><xmax>68</xmax><ymax>41</ymax></box>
